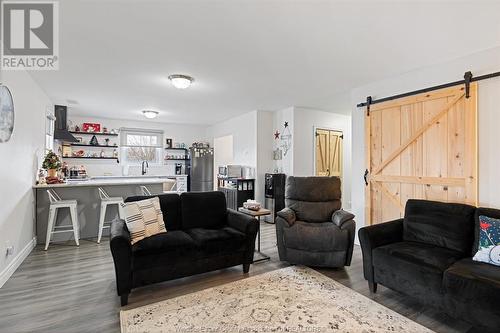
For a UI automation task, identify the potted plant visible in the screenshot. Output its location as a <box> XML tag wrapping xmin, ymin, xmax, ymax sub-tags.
<box><xmin>42</xmin><ymin>150</ymin><xmax>61</xmax><ymax>178</ymax></box>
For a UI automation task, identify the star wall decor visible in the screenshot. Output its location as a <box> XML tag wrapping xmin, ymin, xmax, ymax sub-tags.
<box><xmin>284</xmin><ymin>121</ymin><xmax>289</xmax><ymax>128</ymax></box>
<box><xmin>274</xmin><ymin>130</ymin><xmax>280</xmax><ymax>139</ymax></box>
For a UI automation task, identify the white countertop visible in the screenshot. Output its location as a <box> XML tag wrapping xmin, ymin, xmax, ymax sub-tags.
<box><xmin>33</xmin><ymin>175</ymin><xmax>187</xmax><ymax>189</ymax></box>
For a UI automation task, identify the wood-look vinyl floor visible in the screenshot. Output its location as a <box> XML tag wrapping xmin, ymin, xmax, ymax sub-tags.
<box><xmin>0</xmin><ymin>222</ymin><xmax>471</xmax><ymax>333</ymax></box>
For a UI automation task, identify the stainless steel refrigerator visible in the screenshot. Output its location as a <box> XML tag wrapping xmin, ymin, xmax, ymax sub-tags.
<box><xmin>188</xmin><ymin>147</ymin><xmax>214</xmax><ymax>191</ymax></box>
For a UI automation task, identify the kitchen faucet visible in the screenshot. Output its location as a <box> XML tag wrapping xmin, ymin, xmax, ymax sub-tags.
<box><xmin>141</xmin><ymin>160</ymin><xmax>149</xmax><ymax>175</ymax></box>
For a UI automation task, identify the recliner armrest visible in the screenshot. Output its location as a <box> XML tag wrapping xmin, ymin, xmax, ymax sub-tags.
<box><xmin>277</xmin><ymin>208</ymin><xmax>296</xmax><ymax>226</ymax></box>
<box><xmin>227</xmin><ymin>209</ymin><xmax>258</xmax><ymax>236</ymax></box>
<box><xmin>331</xmin><ymin>209</ymin><xmax>355</xmax><ymax>227</ymax></box>
<box><xmin>110</xmin><ymin>219</ymin><xmax>132</xmax><ymax>296</ymax></box>
<box><xmin>358</xmin><ymin>218</ymin><xmax>404</xmax><ymax>282</ymax></box>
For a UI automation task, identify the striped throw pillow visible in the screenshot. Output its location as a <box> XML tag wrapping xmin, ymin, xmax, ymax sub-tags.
<box><xmin>121</xmin><ymin>197</ymin><xmax>166</xmax><ymax>244</ymax></box>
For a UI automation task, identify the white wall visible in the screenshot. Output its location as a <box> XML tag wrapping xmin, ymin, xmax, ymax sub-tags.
<box><xmin>273</xmin><ymin>107</ymin><xmax>295</xmax><ymax>175</ymax></box>
<box><xmin>68</xmin><ymin>115</ymin><xmax>208</xmax><ymax>177</ymax></box>
<box><xmin>206</xmin><ymin>110</ymin><xmax>276</xmax><ymax>204</ymax></box>
<box><xmin>213</xmin><ymin>135</ymin><xmax>234</xmax><ymax>190</ymax></box>
<box><xmin>351</xmin><ymin>46</ymin><xmax>500</xmax><ymax>238</ymax></box>
<box><xmin>206</xmin><ymin>111</ymin><xmax>258</xmax><ymax>168</ymax></box>
<box><xmin>293</xmin><ymin>107</ymin><xmax>352</xmax><ymax>208</ymax></box>
<box><xmin>256</xmin><ymin>111</ymin><xmax>274</xmax><ymax>204</ymax></box>
<box><xmin>0</xmin><ymin>70</ymin><xmax>52</xmax><ymax>287</ymax></box>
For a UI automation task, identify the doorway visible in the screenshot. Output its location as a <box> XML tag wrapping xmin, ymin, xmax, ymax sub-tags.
<box><xmin>315</xmin><ymin>128</ymin><xmax>343</xmax><ymax>178</ymax></box>
<box><xmin>213</xmin><ymin>135</ymin><xmax>234</xmax><ymax>190</ymax></box>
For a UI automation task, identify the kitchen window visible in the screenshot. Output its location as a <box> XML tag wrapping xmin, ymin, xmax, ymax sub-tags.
<box><xmin>120</xmin><ymin>128</ymin><xmax>164</xmax><ymax>165</ymax></box>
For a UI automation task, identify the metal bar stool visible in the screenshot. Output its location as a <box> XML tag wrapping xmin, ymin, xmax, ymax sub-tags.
<box><xmin>45</xmin><ymin>189</ymin><xmax>80</xmax><ymax>251</ymax></box>
<box><xmin>97</xmin><ymin>187</ymin><xmax>124</xmax><ymax>243</ymax></box>
<box><xmin>140</xmin><ymin>185</ymin><xmax>152</xmax><ymax>196</ymax></box>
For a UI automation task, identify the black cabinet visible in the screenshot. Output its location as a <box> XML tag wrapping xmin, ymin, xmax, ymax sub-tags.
<box><xmin>217</xmin><ymin>178</ymin><xmax>255</xmax><ymax>210</ymax></box>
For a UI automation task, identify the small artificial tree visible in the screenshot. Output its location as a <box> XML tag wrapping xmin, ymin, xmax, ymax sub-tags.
<box><xmin>42</xmin><ymin>150</ymin><xmax>61</xmax><ymax>177</ymax></box>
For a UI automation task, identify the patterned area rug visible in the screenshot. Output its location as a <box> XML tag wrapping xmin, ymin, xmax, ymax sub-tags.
<box><xmin>120</xmin><ymin>266</ymin><xmax>433</xmax><ymax>333</ymax></box>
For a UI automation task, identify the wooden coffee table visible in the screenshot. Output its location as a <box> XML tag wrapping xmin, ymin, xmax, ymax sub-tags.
<box><xmin>238</xmin><ymin>207</ymin><xmax>271</xmax><ymax>263</ymax></box>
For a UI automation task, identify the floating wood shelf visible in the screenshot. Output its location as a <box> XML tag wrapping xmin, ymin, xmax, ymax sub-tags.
<box><xmin>63</xmin><ymin>156</ymin><xmax>118</xmax><ymax>160</ymax></box>
<box><xmin>70</xmin><ymin>143</ymin><xmax>118</xmax><ymax>148</ymax></box>
<box><xmin>165</xmin><ymin>147</ymin><xmax>188</xmax><ymax>151</ymax></box>
<box><xmin>70</xmin><ymin>131</ymin><xmax>118</xmax><ymax>136</ymax></box>
<box><xmin>164</xmin><ymin>158</ymin><xmax>189</xmax><ymax>161</ymax></box>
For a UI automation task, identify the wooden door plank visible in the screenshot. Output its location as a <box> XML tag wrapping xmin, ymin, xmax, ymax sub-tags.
<box><xmin>447</xmin><ymin>94</ymin><xmax>465</xmax><ymax>203</ymax></box>
<box><xmin>370</xmin><ymin>110</ymin><xmax>383</xmax><ymax>224</ymax></box>
<box><xmin>464</xmin><ymin>82</ymin><xmax>478</xmax><ymax>205</ymax></box>
<box><xmin>370</xmin><ymin>175</ymin><xmax>465</xmax><ymax>186</ymax></box>
<box><xmin>365</xmin><ymin>110</ymin><xmax>372</xmax><ymax>225</ymax></box>
<box><xmin>372</xmin><ymin>180</ymin><xmax>404</xmax><ymax>211</ymax></box>
<box><xmin>381</xmin><ymin>106</ymin><xmax>402</xmax><ymax>221</ymax></box>
<box><xmin>369</xmin><ymin>86</ymin><xmax>465</xmax><ymax>112</ymax></box>
<box><xmin>372</xmin><ymin>92</ymin><xmax>464</xmax><ymax>176</ymax></box>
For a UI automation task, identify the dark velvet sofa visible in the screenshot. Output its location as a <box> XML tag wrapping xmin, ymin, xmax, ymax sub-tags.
<box><xmin>110</xmin><ymin>191</ymin><xmax>258</xmax><ymax>305</ymax></box>
<box><xmin>359</xmin><ymin>199</ymin><xmax>500</xmax><ymax>332</ymax></box>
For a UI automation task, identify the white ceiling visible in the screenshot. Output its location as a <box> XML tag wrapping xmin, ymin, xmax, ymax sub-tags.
<box><xmin>30</xmin><ymin>0</ymin><xmax>500</xmax><ymax>125</ymax></box>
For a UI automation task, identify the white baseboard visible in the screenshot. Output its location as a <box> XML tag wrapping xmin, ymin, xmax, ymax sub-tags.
<box><xmin>0</xmin><ymin>237</ymin><xmax>36</xmax><ymax>288</ymax></box>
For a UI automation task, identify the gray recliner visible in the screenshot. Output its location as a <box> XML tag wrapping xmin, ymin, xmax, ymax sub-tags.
<box><xmin>275</xmin><ymin>176</ymin><xmax>355</xmax><ymax>267</ymax></box>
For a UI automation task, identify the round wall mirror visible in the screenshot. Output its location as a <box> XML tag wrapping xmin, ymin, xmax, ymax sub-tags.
<box><xmin>0</xmin><ymin>85</ymin><xmax>14</xmax><ymax>143</ymax></box>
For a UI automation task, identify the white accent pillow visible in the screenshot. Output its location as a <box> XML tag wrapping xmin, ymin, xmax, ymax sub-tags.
<box><xmin>121</xmin><ymin>197</ymin><xmax>166</xmax><ymax>244</ymax></box>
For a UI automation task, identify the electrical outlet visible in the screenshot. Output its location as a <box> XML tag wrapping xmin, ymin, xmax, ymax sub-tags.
<box><xmin>5</xmin><ymin>241</ymin><xmax>14</xmax><ymax>256</ymax></box>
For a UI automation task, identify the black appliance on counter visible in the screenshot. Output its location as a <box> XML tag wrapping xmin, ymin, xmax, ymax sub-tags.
<box><xmin>264</xmin><ymin>173</ymin><xmax>286</xmax><ymax>223</ymax></box>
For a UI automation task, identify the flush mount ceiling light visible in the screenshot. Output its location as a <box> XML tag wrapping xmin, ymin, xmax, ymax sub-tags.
<box><xmin>168</xmin><ymin>74</ymin><xmax>194</xmax><ymax>89</ymax></box>
<box><xmin>142</xmin><ymin>110</ymin><xmax>159</xmax><ymax>119</ymax></box>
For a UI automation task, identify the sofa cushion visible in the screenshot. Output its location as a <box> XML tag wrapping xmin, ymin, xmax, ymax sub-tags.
<box><xmin>403</xmin><ymin>199</ymin><xmax>476</xmax><ymax>253</ymax></box>
<box><xmin>285</xmin><ymin>176</ymin><xmax>342</xmax><ymax>222</ymax></box>
<box><xmin>283</xmin><ymin>221</ymin><xmax>347</xmax><ymax>252</ymax></box>
<box><xmin>443</xmin><ymin>258</ymin><xmax>500</xmax><ymax>329</ymax></box>
<box><xmin>132</xmin><ymin>231</ymin><xmax>196</xmax><ymax>256</ymax></box>
<box><xmin>180</xmin><ymin>192</ymin><xmax>227</xmax><ymax>229</ymax></box>
<box><xmin>131</xmin><ymin>231</ymin><xmax>198</xmax><ymax>270</ymax></box>
<box><xmin>373</xmin><ymin>241</ymin><xmax>464</xmax><ymax>305</ymax></box>
<box><xmin>125</xmin><ymin>193</ymin><xmax>182</xmax><ymax>230</ymax></box>
<box><xmin>186</xmin><ymin>227</ymin><xmax>246</xmax><ymax>254</ymax></box>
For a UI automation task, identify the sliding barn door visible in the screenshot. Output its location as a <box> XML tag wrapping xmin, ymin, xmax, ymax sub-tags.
<box><xmin>316</xmin><ymin>129</ymin><xmax>343</xmax><ymax>177</ymax></box>
<box><xmin>365</xmin><ymin>84</ymin><xmax>478</xmax><ymax>225</ymax></box>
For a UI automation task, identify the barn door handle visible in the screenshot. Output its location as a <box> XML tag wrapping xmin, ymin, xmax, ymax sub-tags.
<box><xmin>364</xmin><ymin>169</ymin><xmax>369</xmax><ymax>186</ymax></box>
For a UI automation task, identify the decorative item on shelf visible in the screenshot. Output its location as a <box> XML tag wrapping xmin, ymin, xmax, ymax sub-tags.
<box><xmin>83</xmin><ymin>122</ymin><xmax>101</xmax><ymax>133</ymax></box>
<box><xmin>166</xmin><ymin>138</ymin><xmax>172</xmax><ymax>148</ymax></box>
<box><xmin>75</xmin><ymin>136</ymin><xmax>83</xmax><ymax>143</ymax></box>
<box><xmin>273</xmin><ymin>148</ymin><xmax>282</xmax><ymax>160</ymax></box>
<box><xmin>113</xmin><ymin>149</ymin><xmax>118</xmax><ymax>158</ymax></box>
<box><xmin>103</xmin><ymin>127</ymin><xmax>108</xmax><ymax>133</ymax></box>
<box><xmin>42</xmin><ymin>150</ymin><xmax>61</xmax><ymax>178</ymax></box>
<box><xmin>90</xmin><ymin>135</ymin><xmax>99</xmax><ymax>146</ymax></box>
<box><xmin>280</xmin><ymin>121</ymin><xmax>292</xmax><ymax>156</ymax></box>
<box><xmin>110</xmin><ymin>129</ymin><xmax>117</xmax><ymax>135</ymax></box>
<box><xmin>100</xmin><ymin>149</ymin><xmax>105</xmax><ymax>158</ymax></box>
<box><xmin>75</xmin><ymin>150</ymin><xmax>85</xmax><ymax>157</ymax></box>
<box><xmin>62</xmin><ymin>145</ymin><xmax>72</xmax><ymax>157</ymax></box>
<box><xmin>74</xmin><ymin>124</ymin><xmax>80</xmax><ymax>132</ymax></box>
<box><xmin>104</xmin><ymin>138</ymin><xmax>110</xmax><ymax>146</ymax></box>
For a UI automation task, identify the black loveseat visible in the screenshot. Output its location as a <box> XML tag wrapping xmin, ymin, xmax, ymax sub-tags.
<box><xmin>359</xmin><ymin>199</ymin><xmax>500</xmax><ymax>331</ymax></box>
<box><xmin>110</xmin><ymin>191</ymin><xmax>258</xmax><ymax>305</ymax></box>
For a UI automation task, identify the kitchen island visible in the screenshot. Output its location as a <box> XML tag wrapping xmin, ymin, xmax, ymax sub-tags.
<box><xmin>34</xmin><ymin>175</ymin><xmax>187</xmax><ymax>244</ymax></box>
